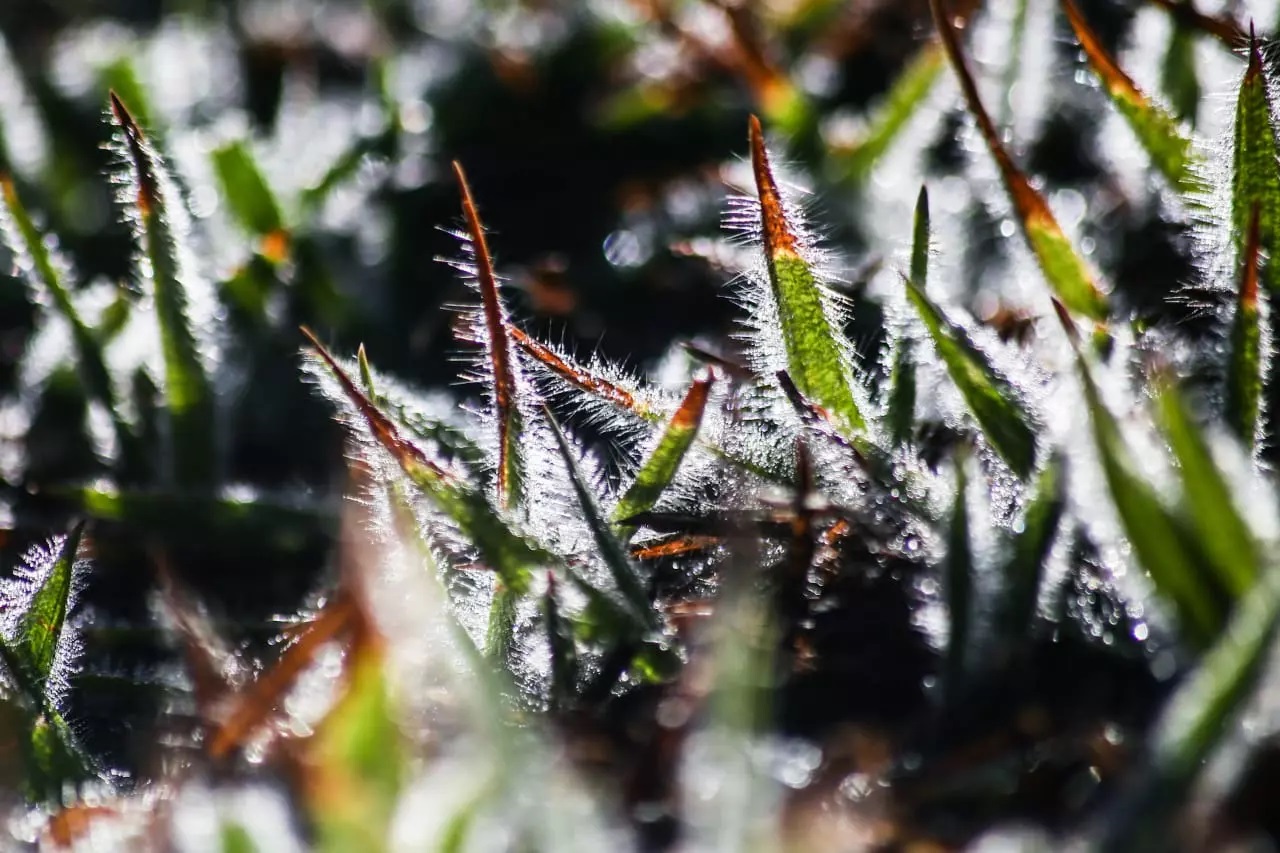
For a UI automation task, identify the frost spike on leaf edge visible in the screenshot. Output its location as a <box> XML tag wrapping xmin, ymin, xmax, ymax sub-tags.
<box><xmin>1062</xmin><ymin>0</ymin><xmax>1206</xmax><ymax>200</ymax></box>
<box><xmin>613</xmin><ymin>373</ymin><xmax>714</xmax><ymax>536</ymax></box>
<box><xmin>110</xmin><ymin>91</ymin><xmax>216</xmax><ymax>486</ymax></box>
<box><xmin>749</xmin><ymin>115</ymin><xmax>866</xmax><ymax>434</ymax></box>
<box><xmin>453</xmin><ymin>161</ymin><xmax>524</xmax><ymax>510</ymax></box>
<box><xmin>929</xmin><ymin>0</ymin><xmax>1109</xmax><ymax>320</ymax></box>
<box><xmin>1225</xmin><ymin>203</ymin><xmax>1264</xmax><ymax>448</ymax></box>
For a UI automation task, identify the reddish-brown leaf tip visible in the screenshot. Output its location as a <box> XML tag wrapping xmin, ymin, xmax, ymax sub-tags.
<box><xmin>748</xmin><ymin>115</ymin><xmax>799</xmax><ymax>258</ymax></box>
<box><xmin>1247</xmin><ymin>25</ymin><xmax>1263</xmax><ymax>82</ymax></box>
<box><xmin>109</xmin><ymin>90</ymin><xmax>155</xmax><ymax>217</ymax></box>
<box><xmin>670</xmin><ymin>374</ymin><xmax>715</xmax><ymax>430</ymax></box>
<box><xmin>1050</xmin><ymin>298</ymin><xmax>1081</xmax><ymax>346</ymax></box>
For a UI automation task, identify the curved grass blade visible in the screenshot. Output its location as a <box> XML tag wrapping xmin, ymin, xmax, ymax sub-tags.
<box><xmin>10</xmin><ymin>523</ymin><xmax>84</xmax><ymax>694</ymax></box>
<box><xmin>302</xmin><ymin>329</ymin><xmax>547</xmax><ymax>595</ymax></box>
<box><xmin>1100</xmin><ymin>566</ymin><xmax>1280</xmax><ymax>852</ymax></box>
<box><xmin>1153</xmin><ymin>374</ymin><xmax>1259</xmax><ymax>598</ymax></box>
<box><xmin>1233</xmin><ymin>36</ymin><xmax>1280</xmax><ymax>294</ymax></box>
<box><xmin>930</xmin><ymin>0</ymin><xmax>1108</xmax><ymax>320</ymax></box>
<box><xmin>1225</xmin><ymin>205</ymin><xmax>1264</xmax><ymax>448</ymax></box>
<box><xmin>904</xmin><ymin>276</ymin><xmax>1037</xmax><ymax>477</ymax></box>
<box><xmin>612</xmin><ymin>374</ymin><xmax>714</xmax><ymax>536</ymax></box>
<box><xmin>997</xmin><ymin>453</ymin><xmax>1065</xmax><ymax>644</ymax></box>
<box><xmin>212</xmin><ymin>141</ymin><xmax>290</xmax><ymax>262</ymax></box>
<box><xmin>0</xmin><ymin>176</ymin><xmax>130</xmax><ymax>452</ymax></box>
<box><xmin>543</xmin><ymin>407</ymin><xmax>655</xmax><ymax>631</ymax></box>
<box><xmin>837</xmin><ymin>43</ymin><xmax>944</xmax><ymax>183</ymax></box>
<box><xmin>749</xmin><ymin>115</ymin><xmax>866</xmax><ymax>434</ymax></box>
<box><xmin>110</xmin><ymin>92</ymin><xmax>216</xmax><ymax>486</ymax></box>
<box><xmin>1054</xmin><ymin>302</ymin><xmax>1225</xmax><ymax>647</ymax></box>
<box><xmin>453</xmin><ymin>162</ymin><xmax>525</xmax><ymax>511</ymax></box>
<box><xmin>1161</xmin><ymin>22</ymin><xmax>1200</xmax><ymax>126</ymax></box>
<box><xmin>1063</xmin><ymin>0</ymin><xmax>1206</xmax><ymax>199</ymax></box>
<box><xmin>943</xmin><ymin>459</ymin><xmax>972</xmax><ymax>707</ymax></box>
<box><xmin>887</xmin><ymin>186</ymin><xmax>929</xmax><ymax>447</ymax></box>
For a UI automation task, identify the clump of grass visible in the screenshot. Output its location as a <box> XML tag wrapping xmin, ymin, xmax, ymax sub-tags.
<box><xmin>4</xmin><ymin>2</ymin><xmax>1280</xmax><ymax>851</ymax></box>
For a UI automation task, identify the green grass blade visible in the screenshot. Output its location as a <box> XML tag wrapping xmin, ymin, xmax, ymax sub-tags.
<box><xmin>1225</xmin><ymin>205</ymin><xmax>1264</xmax><ymax>448</ymax></box>
<box><xmin>1233</xmin><ymin>37</ymin><xmax>1280</xmax><ymax>293</ymax></box>
<box><xmin>612</xmin><ymin>375</ymin><xmax>713</xmax><ymax>535</ymax></box>
<box><xmin>944</xmin><ymin>459</ymin><xmax>972</xmax><ymax>706</ymax></box>
<box><xmin>749</xmin><ymin>116</ymin><xmax>866</xmax><ymax>434</ymax></box>
<box><xmin>1057</xmin><ymin>304</ymin><xmax>1225</xmax><ymax>647</ymax></box>
<box><xmin>1063</xmin><ymin>0</ymin><xmax>1206</xmax><ymax>200</ymax></box>
<box><xmin>997</xmin><ymin>453</ymin><xmax>1065</xmax><ymax>644</ymax></box>
<box><xmin>0</xmin><ymin>176</ymin><xmax>129</xmax><ymax>451</ymax></box>
<box><xmin>12</xmin><ymin>523</ymin><xmax>84</xmax><ymax>692</ymax></box>
<box><xmin>931</xmin><ymin>0</ymin><xmax>1108</xmax><ymax>320</ymax></box>
<box><xmin>1100</xmin><ymin>567</ymin><xmax>1280</xmax><ymax>852</ymax></box>
<box><xmin>544</xmin><ymin>407</ymin><xmax>655</xmax><ymax>630</ymax></box>
<box><xmin>1160</xmin><ymin>23</ymin><xmax>1200</xmax><ymax>127</ymax></box>
<box><xmin>888</xmin><ymin>186</ymin><xmax>930</xmax><ymax>447</ymax></box>
<box><xmin>212</xmin><ymin>141</ymin><xmax>288</xmax><ymax>249</ymax></box>
<box><xmin>110</xmin><ymin>92</ymin><xmax>216</xmax><ymax>486</ymax></box>
<box><xmin>542</xmin><ymin>573</ymin><xmax>577</xmax><ymax>709</ymax></box>
<box><xmin>904</xmin><ymin>277</ymin><xmax>1037</xmax><ymax>477</ymax></box>
<box><xmin>837</xmin><ymin>43</ymin><xmax>944</xmax><ymax>184</ymax></box>
<box><xmin>303</xmin><ymin>329</ymin><xmax>546</xmax><ymax>595</ymax></box>
<box><xmin>1154</xmin><ymin>375</ymin><xmax>1259</xmax><ymax>598</ymax></box>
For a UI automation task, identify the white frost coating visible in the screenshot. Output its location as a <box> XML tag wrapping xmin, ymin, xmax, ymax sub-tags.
<box><xmin>169</xmin><ymin>782</ymin><xmax>305</xmax><ymax>853</ymax></box>
<box><xmin>0</xmin><ymin>534</ymin><xmax>89</xmax><ymax>711</ymax></box>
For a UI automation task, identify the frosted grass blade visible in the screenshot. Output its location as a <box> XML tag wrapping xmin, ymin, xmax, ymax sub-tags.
<box><xmin>838</xmin><ymin>43</ymin><xmax>944</xmax><ymax>183</ymax></box>
<box><xmin>944</xmin><ymin>459</ymin><xmax>972</xmax><ymax>706</ymax></box>
<box><xmin>1225</xmin><ymin>206</ymin><xmax>1264</xmax><ymax>448</ymax></box>
<box><xmin>997</xmin><ymin>454</ymin><xmax>1064</xmax><ymax>644</ymax></box>
<box><xmin>612</xmin><ymin>375</ymin><xmax>713</xmax><ymax>535</ymax></box>
<box><xmin>1063</xmin><ymin>0</ymin><xmax>1206</xmax><ymax>199</ymax></box>
<box><xmin>1232</xmin><ymin>36</ymin><xmax>1280</xmax><ymax>294</ymax></box>
<box><xmin>1160</xmin><ymin>22</ymin><xmax>1200</xmax><ymax>126</ymax></box>
<box><xmin>904</xmin><ymin>276</ymin><xmax>1037</xmax><ymax>477</ymax></box>
<box><xmin>110</xmin><ymin>92</ymin><xmax>216</xmax><ymax>486</ymax></box>
<box><xmin>749</xmin><ymin>115</ymin><xmax>866</xmax><ymax>434</ymax></box>
<box><xmin>887</xmin><ymin>187</ymin><xmax>929</xmax><ymax>447</ymax></box>
<box><xmin>931</xmin><ymin>0</ymin><xmax>1108</xmax><ymax>320</ymax></box>
<box><xmin>11</xmin><ymin>523</ymin><xmax>84</xmax><ymax>692</ymax></box>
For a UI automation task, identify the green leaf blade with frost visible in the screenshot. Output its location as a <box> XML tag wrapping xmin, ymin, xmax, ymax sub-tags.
<box><xmin>110</xmin><ymin>92</ymin><xmax>216</xmax><ymax>486</ymax></box>
<box><xmin>1063</xmin><ymin>0</ymin><xmax>1206</xmax><ymax>200</ymax></box>
<box><xmin>212</xmin><ymin>141</ymin><xmax>287</xmax><ymax>244</ymax></box>
<box><xmin>997</xmin><ymin>453</ymin><xmax>1065</xmax><ymax>645</ymax></box>
<box><xmin>303</xmin><ymin>329</ymin><xmax>547</xmax><ymax>595</ymax></box>
<box><xmin>9</xmin><ymin>523</ymin><xmax>85</xmax><ymax>694</ymax></box>
<box><xmin>1225</xmin><ymin>206</ymin><xmax>1264</xmax><ymax>449</ymax></box>
<box><xmin>888</xmin><ymin>186</ymin><xmax>929</xmax><ymax>447</ymax></box>
<box><xmin>904</xmin><ymin>277</ymin><xmax>1037</xmax><ymax>478</ymax></box>
<box><xmin>838</xmin><ymin>43</ymin><xmax>944</xmax><ymax>184</ymax></box>
<box><xmin>1154</xmin><ymin>375</ymin><xmax>1259</xmax><ymax>598</ymax></box>
<box><xmin>749</xmin><ymin>116</ymin><xmax>865</xmax><ymax>434</ymax></box>
<box><xmin>944</xmin><ymin>459</ymin><xmax>972</xmax><ymax>705</ymax></box>
<box><xmin>931</xmin><ymin>0</ymin><xmax>1108</xmax><ymax>320</ymax></box>
<box><xmin>1233</xmin><ymin>38</ymin><xmax>1280</xmax><ymax>293</ymax></box>
<box><xmin>613</xmin><ymin>374</ymin><xmax>713</xmax><ymax>534</ymax></box>
<box><xmin>0</xmin><ymin>175</ymin><xmax>129</xmax><ymax>450</ymax></box>
<box><xmin>1100</xmin><ymin>567</ymin><xmax>1280</xmax><ymax>852</ymax></box>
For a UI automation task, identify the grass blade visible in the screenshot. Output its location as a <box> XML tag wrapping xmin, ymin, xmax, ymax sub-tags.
<box><xmin>110</xmin><ymin>92</ymin><xmax>216</xmax><ymax>486</ymax></box>
<box><xmin>997</xmin><ymin>453</ymin><xmax>1065</xmax><ymax>644</ymax></box>
<box><xmin>542</xmin><ymin>573</ymin><xmax>577</xmax><ymax>710</ymax></box>
<box><xmin>612</xmin><ymin>375</ymin><xmax>713</xmax><ymax>535</ymax></box>
<box><xmin>302</xmin><ymin>329</ymin><xmax>547</xmax><ymax>595</ymax></box>
<box><xmin>453</xmin><ymin>162</ymin><xmax>525</xmax><ymax>511</ymax></box>
<box><xmin>1153</xmin><ymin>374</ymin><xmax>1259</xmax><ymax>598</ymax></box>
<box><xmin>749</xmin><ymin>115</ymin><xmax>866</xmax><ymax>433</ymax></box>
<box><xmin>1063</xmin><ymin>0</ymin><xmax>1206</xmax><ymax>200</ymax></box>
<box><xmin>904</xmin><ymin>276</ymin><xmax>1037</xmax><ymax>477</ymax></box>
<box><xmin>543</xmin><ymin>407</ymin><xmax>655</xmax><ymax>630</ymax></box>
<box><xmin>1100</xmin><ymin>567</ymin><xmax>1280</xmax><ymax>852</ymax></box>
<box><xmin>887</xmin><ymin>186</ymin><xmax>929</xmax><ymax>447</ymax></box>
<box><xmin>931</xmin><ymin>0</ymin><xmax>1109</xmax><ymax>320</ymax></box>
<box><xmin>1055</xmin><ymin>303</ymin><xmax>1225</xmax><ymax>647</ymax></box>
<box><xmin>837</xmin><ymin>43</ymin><xmax>944</xmax><ymax>184</ymax></box>
<box><xmin>1232</xmin><ymin>35</ymin><xmax>1280</xmax><ymax>294</ymax></box>
<box><xmin>0</xmin><ymin>176</ymin><xmax>130</xmax><ymax>452</ymax></box>
<box><xmin>1160</xmin><ymin>22</ymin><xmax>1200</xmax><ymax>126</ymax></box>
<box><xmin>1225</xmin><ymin>205</ymin><xmax>1264</xmax><ymax>448</ymax></box>
<box><xmin>1148</xmin><ymin>0</ymin><xmax>1246</xmax><ymax>49</ymax></box>
<box><xmin>944</xmin><ymin>458</ymin><xmax>972</xmax><ymax>707</ymax></box>
<box><xmin>10</xmin><ymin>523</ymin><xmax>84</xmax><ymax>694</ymax></box>
<box><xmin>211</xmin><ymin>141</ymin><xmax>290</xmax><ymax>262</ymax></box>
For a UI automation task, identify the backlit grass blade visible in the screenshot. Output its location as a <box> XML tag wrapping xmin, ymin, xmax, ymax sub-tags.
<box><xmin>904</xmin><ymin>276</ymin><xmax>1037</xmax><ymax>477</ymax></box>
<box><xmin>1100</xmin><ymin>566</ymin><xmax>1280</xmax><ymax>852</ymax></box>
<box><xmin>1148</xmin><ymin>0</ymin><xmax>1246</xmax><ymax>49</ymax></box>
<box><xmin>1055</xmin><ymin>302</ymin><xmax>1225</xmax><ymax>647</ymax></box>
<box><xmin>887</xmin><ymin>187</ymin><xmax>929</xmax><ymax>447</ymax></box>
<box><xmin>212</xmin><ymin>141</ymin><xmax>290</xmax><ymax>262</ymax></box>
<box><xmin>612</xmin><ymin>375</ymin><xmax>713</xmax><ymax>535</ymax></box>
<box><xmin>544</xmin><ymin>407</ymin><xmax>654</xmax><ymax>630</ymax></box>
<box><xmin>303</xmin><ymin>329</ymin><xmax>547</xmax><ymax>595</ymax></box>
<box><xmin>944</xmin><ymin>459</ymin><xmax>972</xmax><ymax>706</ymax></box>
<box><xmin>110</xmin><ymin>92</ymin><xmax>216</xmax><ymax>486</ymax></box>
<box><xmin>838</xmin><ymin>43</ymin><xmax>944</xmax><ymax>184</ymax></box>
<box><xmin>931</xmin><ymin>0</ymin><xmax>1109</xmax><ymax>320</ymax></box>
<box><xmin>0</xmin><ymin>175</ymin><xmax>129</xmax><ymax>451</ymax></box>
<box><xmin>1232</xmin><ymin>36</ymin><xmax>1280</xmax><ymax>294</ymax></box>
<box><xmin>1153</xmin><ymin>375</ymin><xmax>1259</xmax><ymax>598</ymax></box>
<box><xmin>11</xmin><ymin>523</ymin><xmax>84</xmax><ymax>693</ymax></box>
<box><xmin>1063</xmin><ymin>0</ymin><xmax>1206</xmax><ymax>199</ymax></box>
<box><xmin>453</xmin><ymin>162</ymin><xmax>525</xmax><ymax>511</ymax></box>
<box><xmin>542</xmin><ymin>574</ymin><xmax>577</xmax><ymax>710</ymax></box>
<box><xmin>1160</xmin><ymin>22</ymin><xmax>1200</xmax><ymax>126</ymax></box>
<box><xmin>997</xmin><ymin>454</ymin><xmax>1065</xmax><ymax>644</ymax></box>
<box><xmin>749</xmin><ymin>115</ymin><xmax>866</xmax><ymax>434</ymax></box>
<box><xmin>1225</xmin><ymin>205</ymin><xmax>1264</xmax><ymax>448</ymax></box>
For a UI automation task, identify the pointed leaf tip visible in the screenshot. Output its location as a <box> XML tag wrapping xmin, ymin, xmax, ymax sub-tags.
<box><xmin>748</xmin><ymin>115</ymin><xmax>799</xmax><ymax>259</ymax></box>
